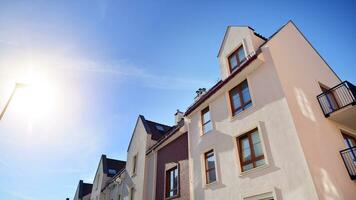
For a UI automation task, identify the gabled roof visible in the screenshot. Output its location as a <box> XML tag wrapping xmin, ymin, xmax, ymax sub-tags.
<box><xmin>217</xmin><ymin>25</ymin><xmax>267</xmax><ymax>57</ymax></box>
<box><xmin>101</xmin><ymin>155</ymin><xmax>126</xmax><ymax>177</ymax></box>
<box><xmin>127</xmin><ymin>115</ymin><xmax>172</xmax><ymax>152</ymax></box>
<box><xmin>185</xmin><ymin>21</ymin><xmax>289</xmax><ymax>116</ymax></box>
<box><xmin>146</xmin><ymin>119</ymin><xmax>185</xmax><ymax>155</ymax></box>
<box><xmin>77</xmin><ymin>180</ymin><xmax>93</xmax><ymax>199</ymax></box>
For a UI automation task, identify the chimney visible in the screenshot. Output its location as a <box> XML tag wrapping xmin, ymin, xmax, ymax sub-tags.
<box><xmin>174</xmin><ymin>109</ymin><xmax>184</xmax><ymax>125</ymax></box>
<box><xmin>194</xmin><ymin>88</ymin><xmax>207</xmax><ymax>101</ymax></box>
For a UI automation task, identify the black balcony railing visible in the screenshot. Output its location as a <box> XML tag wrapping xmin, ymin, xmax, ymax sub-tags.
<box><xmin>340</xmin><ymin>146</ymin><xmax>356</xmax><ymax>180</ymax></box>
<box><xmin>317</xmin><ymin>81</ymin><xmax>356</xmax><ymax>117</ymax></box>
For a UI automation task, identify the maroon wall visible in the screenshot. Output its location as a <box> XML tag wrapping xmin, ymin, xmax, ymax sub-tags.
<box><xmin>156</xmin><ymin>132</ymin><xmax>189</xmax><ymax>200</ymax></box>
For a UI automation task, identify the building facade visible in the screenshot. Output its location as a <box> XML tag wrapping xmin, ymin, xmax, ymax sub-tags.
<box><xmin>70</xmin><ymin>20</ymin><xmax>356</xmax><ymax>200</ymax></box>
<box><xmin>185</xmin><ymin>21</ymin><xmax>356</xmax><ymax>200</ymax></box>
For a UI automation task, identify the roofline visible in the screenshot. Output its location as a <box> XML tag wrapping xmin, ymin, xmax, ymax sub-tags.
<box><xmin>146</xmin><ymin>120</ymin><xmax>185</xmax><ymax>155</ymax></box>
<box><xmin>126</xmin><ymin>115</ymin><xmax>144</xmax><ymax>152</ymax></box>
<box><xmin>185</xmin><ymin>20</ymin><xmax>295</xmax><ymax>117</ymax></box>
<box><xmin>217</xmin><ymin>25</ymin><xmax>267</xmax><ymax>57</ymax></box>
<box><xmin>287</xmin><ymin>20</ymin><xmax>342</xmax><ymax>82</ymax></box>
<box><xmin>126</xmin><ymin>115</ymin><xmax>172</xmax><ymax>152</ymax></box>
<box><xmin>101</xmin><ymin>168</ymin><xmax>127</xmax><ymax>192</ymax></box>
<box><xmin>185</xmin><ymin>48</ymin><xmax>262</xmax><ymax>116</ymax></box>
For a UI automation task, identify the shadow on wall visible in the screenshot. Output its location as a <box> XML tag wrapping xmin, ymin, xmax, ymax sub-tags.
<box><xmin>190</xmin><ymin>46</ymin><xmax>291</xmax><ymax>199</ymax></box>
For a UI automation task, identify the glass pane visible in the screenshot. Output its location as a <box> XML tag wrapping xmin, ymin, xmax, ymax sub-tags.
<box><xmin>203</xmin><ymin>111</ymin><xmax>211</xmax><ymax>123</ymax></box>
<box><xmin>252</xmin><ymin>131</ymin><xmax>263</xmax><ymax>157</ymax></box>
<box><xmin>237</xmin><ymin>47</ymin><xmax>246</xmax><ymax>63</ymax></box>
<box><xmin>170</xmin><ymin>171</ymin><xmax>174</xmax><ymax>190</ymax></box>
<box><xmin>207</xmin><ymin>155</ymin><xmax>215</xmax><ymax>169</ymax></box>
<box><xmin>229</xmin><ymin>55</ymin><xmax>238</xmax><ymax>69</ymax></box>
<box><xmin>241</xmin><ymin>138</ymin><xmax>251</xmax><ymax>161</ymax></box>
<box><xmin>242</xmin><ymin>86</ymin><xmax>251</xmax><ymax>104</ymax></box>
<box><xmin>207</xmin><ymin>169</ymin><xmax>216</xmax><ymax>183</ymax></box>
<box><xmin>203</xmin><ymin>121</ymin><xmax>213</xmax><ymax>133</ymax></box>
<box><xmin>173</xmin><ymin>168</ymin><xmax>178</xmax><ymax>188</ymax></box>
<box><xmin>232</xmin><ymin>92</ymin><xmax>241</xmax><ymax>110</ymax></box>
<box><xmin>255</xmin><ymin>159</ymin><xmax>265</xmax><ymax>167</ymax></box>
<box><xmin>242</xmin><ymin>163</ymin><xmax>253</xmax><ymax>171</ymax></box>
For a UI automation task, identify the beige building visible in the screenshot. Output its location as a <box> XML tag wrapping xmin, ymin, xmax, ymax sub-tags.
<box><xmin>185</xmin><ymin>20</ymin><xmax>356</xmax><ymax>200</ymax></box>
<box><xmin>70</xmin><ymin>20</ymin><xmax>356</xmax><ymax>200</ymax></box>
<box><xmin>73</xmin><ymin>180</ymin><xmax>92</xmax><ymax>200</ymax></box>
<box><xmin>90</xmin><ymin>155</ymin><xmax>126</xmax><ymax>200</ymax></box>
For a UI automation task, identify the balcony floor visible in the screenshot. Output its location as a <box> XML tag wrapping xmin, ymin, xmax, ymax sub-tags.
<box><xmin>329</xmin><ymin>104</ymin><xmax>356</xmax><ymax>130</ymax></box>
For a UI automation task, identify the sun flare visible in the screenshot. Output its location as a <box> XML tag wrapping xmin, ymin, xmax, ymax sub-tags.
<box><xmin>11</xmin><ymin>72</ymin><xmax>58</xmax><ymax>121</ymax></box>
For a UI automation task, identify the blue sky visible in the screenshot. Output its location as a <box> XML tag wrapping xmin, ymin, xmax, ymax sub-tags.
<box><xmin>0</xmin><ymin>0</ymin><xmax>355</xmax><ymax>199</ymax></box>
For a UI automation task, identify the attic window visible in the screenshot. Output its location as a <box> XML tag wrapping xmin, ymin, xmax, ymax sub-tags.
<box><xmin>156</xmin><ymin>125</ymin><xmax>165</xmax><ymax>131</ymax></box>
<box><xmin>108</xmin><ymin>169</ymin><xmax>117</xmax><ymax>175</ymax></box>
<box><xmin>228</xmin><ymin>45</ymin><xmax>246</xmax><ymax>73</ymax></box>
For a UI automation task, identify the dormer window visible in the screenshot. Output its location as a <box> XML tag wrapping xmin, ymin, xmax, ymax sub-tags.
<box><xmin>108</xmin><ymin>169</ymin><xmax>117</xmax><ymax>175</ymax></box>
<box><xmin>156</xmin><ymin>125</ymin><xmax>165</xmax><ymax>131</ymax></box>
<box><xmin>228</xmin><ymin>45</ymin><xmax>246</xmax><ymax>73</ymax></box>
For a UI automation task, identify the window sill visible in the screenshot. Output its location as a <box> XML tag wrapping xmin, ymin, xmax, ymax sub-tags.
<box><xmin>200</xmin><ymin>130</ymin><xmax>214</xmax><ymax>137</ymax></box>
<box><xmin>239</xmin><ymin>163</ymin><xmax>269</xmax><ymax>177</ymax></box>
<box><xmin>229</xmin><ymin>105</ymin><xmax>256</xmax><ymax>122</ymax></box>
<box><xmin>165</xmin><ymin>194</ymin><xmax>180</xmax><ymax>200</ymax></box>
<box><xmin>203</xmin><ymin>180</ymin><xmax>218</xmax><ymax>189</ymax></box>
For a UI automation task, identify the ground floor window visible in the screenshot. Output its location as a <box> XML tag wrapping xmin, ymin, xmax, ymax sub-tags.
<box><xmin>165</xmin><ymin>165</ymin><xmax>179</xmax><ymax>198</ymax></box>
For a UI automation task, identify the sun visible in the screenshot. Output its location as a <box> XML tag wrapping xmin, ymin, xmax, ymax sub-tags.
<box><xmin>11</xmin><ymin>72</ymin><xmax>58</xmax><ymax>121</ymax></box>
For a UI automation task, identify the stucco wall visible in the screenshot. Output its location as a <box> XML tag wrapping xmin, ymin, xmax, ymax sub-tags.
<box><xmin>187</xmin><ymin>26</ymin><xmax>318</xmax><ymax>200</ymax></box>
<box><xmin>126</xmin><ymin>118</ymin><xmax>149</xmax><ymax>200</ymax></box>
<box><xmin>144</xmin><ymin>152</ymin><xmax>156</xmax><ymax>200</ymax></box>
<box><xmin>268</xmin><ymin>21</ymin><xmax>356</xmax><ymax>200</ymax></box>
<box><xmin>155</xmin><ymin>133</ymin><xmax>190</xmax><ymax>200</ymax></box>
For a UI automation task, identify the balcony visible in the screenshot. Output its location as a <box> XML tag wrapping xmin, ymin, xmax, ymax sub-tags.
<box><xmin>317</xmin><ymin>81</ymin><xmax>356</xmax><ymax>129</ymax></box>
<box><xmin>340</xmin><ymin>146</ymin><xmax>356</xmax><ymax>180</ymax></box>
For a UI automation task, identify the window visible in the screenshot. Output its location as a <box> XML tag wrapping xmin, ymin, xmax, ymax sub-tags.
<box><xmin>165</xmin><ymin>166</ymin><xmax>179</xmax><ymax>198</ymax></box>
<box><xmin>132</xmin><ymin>154</ymin><xmax>137</xmax><ymax>175</ymax></box>
<box><xmin>130</xmin><ymin>187</ymin><xmax>135</xmax><ymax>200</ymax></box>
<box><xmin>320</xmin><ymin>84</ymin><xmax>339</xmax><ymax>111</ymax></box>
<box><xmin>204</xmin><ymin>150</ymin><xmax>217</xmax><ymax>184</ymax></box>
<box><xmin>108</xmin><ymin>169</ymin><xmax>117</xmax><ymax>175</ymax></box>
<box><xmin>342</xmin><ymin>131</ymin><xmax>356</xmax><ymax>148</ymax></box>
<box><xmin>228</xmin><ymin>45</ymin><xmax>246</xmax><ymax>72</ymax></box>
<box><xmin>201</xmin><ymin>107</ymin><xmax>212</xmax><ymax>134</ymax></box>
<box><xmin>237</xmin><ymin>129</ymin><xmax>265</xmax><ymax>172</ymax></box>
<box><xmin>156</xmin><ymin>125</ymin><xmax>165</xmax><ymax>131</ymax></box>
<box><xmin>229</xmin><ymin>80</ymin><xmax>252</xmax><ymax>116</ymax></box>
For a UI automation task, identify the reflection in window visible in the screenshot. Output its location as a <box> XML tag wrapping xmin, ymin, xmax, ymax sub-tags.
<box><xmin>204</xmin><ymin>150</ymin><xmax>217</xmax><ymax>184</ymax></box>
<box><xmin>237</xmin><ymin>129</ymin><xmax>265</xmax><ymax>172</ymax></box>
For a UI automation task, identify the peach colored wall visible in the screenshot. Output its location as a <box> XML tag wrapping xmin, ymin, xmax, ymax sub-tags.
<box><xmin>187</xmin><ymin>26</ymin><xmax>319</xmax><ymax>200</ymax></box>
<box><xmin>268</xmin><ymin>21</ymin><xmax>356</xmax><ymax>200</ymax></box>
<box><xmin>218</xmin><ymin>27</ymin><xmax>264</xmax><ymax>80</ymax></box>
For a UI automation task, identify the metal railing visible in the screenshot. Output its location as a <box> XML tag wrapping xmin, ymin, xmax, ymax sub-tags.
<box><xmin>340</xmin><ymin>146</ymin><xmax>356</xmax><ymax>180</ymax></box>
<box><xmin>317</xmin><ymin>81</ymin><xmax>356</xmax><ymax>117</ymax></box>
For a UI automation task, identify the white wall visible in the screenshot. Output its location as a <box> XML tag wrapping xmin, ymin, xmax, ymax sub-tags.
<box><xmin>187</xmin><ymin>24</ymin><xmax>319</xmax><ymax>200</ymax></box>
<box><xmin>125</xmin><ymin>118</ymin><xmax>152</xmax><ymax>200</ymax></box>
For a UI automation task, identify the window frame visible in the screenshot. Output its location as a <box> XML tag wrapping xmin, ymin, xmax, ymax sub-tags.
<box><xmin>204</xmin><ymin>149</ymin><xmax>217</xmax><ymax>184</ymax></box>
<box><xmin>341</xmin><ymin>131</ymin><xmax>356</xmax><ymax>148</ymax></box>
<box><xmin>201</xmin><ymin>106</ymin><xmax>212</xmax><ymax>134</ymax></box>
<box><xmin>236</xmin><ymin>128</ymin><xmax>265</xmax><ymax>172</ymax></box>
<box><xmin>228</xmin><ymin>45</ymin><xmax>246</xmax><ymax>73</ymax></box>
<box><xmin>130</xmin><ymin>187</ymin><xmax>135</xmax><ymax>200</ymax></box>
<box><xmin>229</xmin><ymin>80</ymin><xmax>252</xmax><ymax>116</ymax></box>
<box><xmin>165</xmin><ymin>165</ymin><xmax>179</xmax><ymax>199</ymax></box>
<box><xmin>132</xmin><ymin>154</ymin><xmax>137</xmax><ymax>175</ymax></box>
